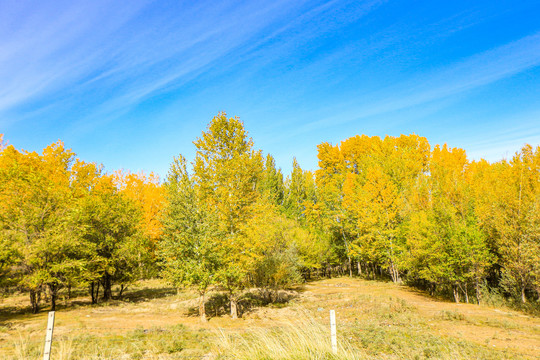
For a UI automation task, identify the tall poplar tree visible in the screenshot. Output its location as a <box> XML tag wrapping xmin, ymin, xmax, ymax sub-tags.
<box><xmin>488</xmin><ymin>145</ymin><xmax>540</xmax><ymax>302</ymax></box>
<box><xmin>260</xmin><ymin>154</ymin><xmax>285</xmax><ymax>206</ymax></box>
<box><xmin>159</xmin><ymin>156</ymin><xmax>221</xmax><ymax>321</ymax></box>
<box><xmin>192</xmin><ymin>112</ymin><xmax>263</xmax><ymax>319</ymax></box>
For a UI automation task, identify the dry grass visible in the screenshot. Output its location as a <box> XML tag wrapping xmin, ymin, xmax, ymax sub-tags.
<box><xmin>216</xmin><ymin>317</ymin><xmax>369</xmax><ymax>360</ymax></box>
<box><xmin>1</xmin><ymin>278</ymin><xmax>539</xmax><ymax>359</ymax></box>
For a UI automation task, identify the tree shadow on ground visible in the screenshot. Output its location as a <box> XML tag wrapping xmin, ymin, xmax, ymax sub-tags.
<box><xmin>0</xmin><ymin>304</ymin><xmax>45</xmax><ymax>328</ymax></box>
<box><xmin>186</xmin><ymin>288</ymin><xmax>300</xmax><ymax>319</ymax></box>
<box><xmin>120</xmin><ymin>286</ymin><xmax>177</xmax><ymax>303</ymax></box>
<box><xmin>0</xmin><ymin>284</ymin><xmax>178</xmax><ymax>325</ymax></box>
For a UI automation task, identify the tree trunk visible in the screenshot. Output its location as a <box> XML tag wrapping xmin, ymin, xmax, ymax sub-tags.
<box><xmin>90</xmin><ymin>282</ymin><xmax>99</xmax><ymax>304</ymax></box>
<box><xmin>453</xmin><ymin>286</ymin><xmax>460</xmax><ymax>303</ymax></box>
<box><xmin>521</xmin><ymin>286</ymin><xmax>527</xmax><ymax>303</ymax></box>
<box><xmin>30</xmin><ymin>289</ymin><xmax>40</xmax><ymax>314</ymax></box>
<box><xmin>102</xmin><ymin>273</ymin><xmax>112</xmax><ymax>301</ymax></box>
<box><xmin>475</xmin><ymin>280</ymin><xmax>481</xmax><ymax>305</ymax></box>
<box><xmin>42</xmin><ymin>286</ymin><xmax>49</xmax><ymax>302</ymax></box>
<box><xmin>230</xmin><ymin>296</ymin><xmax>238</xmax><ymax>319</ymax></box>
<box><xmin>50</xmin><ymin>292</ymin><xmax>56</xmax><ymax>311</ymax></box>
<box><xmin>90</xmin><ymin>282</ymin><xmax>95</xmax><ymax>304</ymax></box>
<box><xmin>357</xmin><ymin>261</ymin><xmax>362</xmax><ymax>276</ymax></box>
<box><xmin>118</xmin><ymin>284</ymin><xmax>127</xmax><ymax>298</ymax></box>
<box><xmin>199</xmin><ymin>292</ymin><xmax>207</xmax><ymax>322</ymax></box>
<box><xmin>388</xmin><ymin>261</ymin><xmax>401</xmax><ymax>283</ymax></box>
<box><xmin>348</xmin><ymin>257</ymin><xmax>352</xmax><ymax>277</ymax></box>
<box><xmin>49</xmin><ymin>283</ymin><xmax>58</xmax><ymax>311</ymax></box>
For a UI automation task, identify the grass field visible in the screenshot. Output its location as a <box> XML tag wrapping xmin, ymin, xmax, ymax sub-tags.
<box><xmin>1</xmin><ymin>278</ymin><xmax>539</xmax><ymax>359</ymax></box>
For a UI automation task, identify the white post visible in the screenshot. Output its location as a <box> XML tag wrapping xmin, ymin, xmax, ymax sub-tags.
<box><xmin>43</xmin><ymin>311</ymin><xmax>55</xmax><ymax>360</ymax></box>
<box><xmin>330</xmin><ymin>309</ymin><xmax>337</xmax><ymax>354</ymax></box>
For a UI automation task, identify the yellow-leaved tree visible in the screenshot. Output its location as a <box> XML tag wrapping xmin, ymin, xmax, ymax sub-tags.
<box><xmin>0</xmin><ymin>141</ymin><xmax>79</xmax><ymax>312</ymax></box>
<box><xmin>113</xmin><ymin>170</ymin><xmax>165</xmax><ymax>244</ymax></box>
<box><xmin>478</xmin><ymin>145</ymin><xmax>540</xmax><ymax>303</ymax></box>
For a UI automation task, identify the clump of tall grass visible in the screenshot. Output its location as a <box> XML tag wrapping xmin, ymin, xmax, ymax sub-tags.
<box><xmin>55</xmin><ymin>335</ymin><xmax>74</xmax><ymax>360</ymax></box>
<box><xmin>215</xmin><ymin>317</ymin><xmax>369</xmax><ymax>360</ymax></box>
<box><xmin>12</xmin><ymin>331</ymin><xmax>41</xmax><ymax>360</ymax></box>
<box><xmin>478</xmin><ymin>282</ymin><xmax>507</xmax><ymax>308</ymax></box>
<box><xmin>437</xmin><ymin>310</ymin><xmax>466</xmax><ymax>321</ymax></box>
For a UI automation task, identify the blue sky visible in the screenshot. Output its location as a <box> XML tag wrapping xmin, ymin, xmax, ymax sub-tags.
<box><xmin>1</xmin><ymin>0</ymin><xmax>540</xmax><ymax>177</ymax></box>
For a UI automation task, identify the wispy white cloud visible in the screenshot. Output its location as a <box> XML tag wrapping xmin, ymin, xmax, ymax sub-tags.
<box><xmin>62</xmin><ymin>0</ymin><xmax>314</xmax><ymax>134</ymax></box>
<box><xmin>1</xmin><ymin>0</ymin><xmax>324</xmax><ymax>126</ymax></box>
<box><xmin>296</xmin><ymin>31</ymin><xmax>540</xmax><ymax>133</ymax></box>
<box><xmin>2</xmin><ymin>0</ymin><xmax>538</xmax><ymax>173</ymax></box>
<box><xmin>51</xmin><ymin>0</ymin><xmax>388</xmax><ymax>137</ymax></box>
<box><xmin>0</xmin><ymin>1</ymin><xmax>151</xmax><ymax>116</ymax></box>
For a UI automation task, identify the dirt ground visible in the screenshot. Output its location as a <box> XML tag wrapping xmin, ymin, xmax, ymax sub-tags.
<box><xmin>1</xmin><ymin>278</ymin><xmax>539</xmax><ymax>358</ymax></box>
<box><xmin>302</xmin><ymin>278</ymin><xmax>540</xmax><ymax>358</ymax></box>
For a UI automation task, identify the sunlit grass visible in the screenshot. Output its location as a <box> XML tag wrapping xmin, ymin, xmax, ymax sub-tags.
<box><xmin>5</xmin><ymin>325</ymin><xmax>212</xmax><ymax>360</ymax></box>
<box><xmin>0</xmin><ymin>278</ymin><xmax>538</xmax><ymax>359</ymax></box>
<box><xmin>216</xmin><ymin>317</ymin><xmax>369</xmax><ymax>360</ymax></box>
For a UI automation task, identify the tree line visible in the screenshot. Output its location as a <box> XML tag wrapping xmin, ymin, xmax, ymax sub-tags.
<box><xmin>0</xmin><ymin>134</ymin><xmax>161</xmax><ymax>312</ymax></box>
<box><xmin>0</xmin><ymin>115</ymin><xmax>539</xmax><ymax>319</ymax></box>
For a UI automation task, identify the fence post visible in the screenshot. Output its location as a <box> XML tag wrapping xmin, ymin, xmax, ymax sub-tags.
<box><xmin>330</xmin><ymin>309</ymin><xmax>337</xmax><ymax>354</ymax></box>
<box><xmin>43</xmin><ymin>311</ymin><xmax>55</xmax><ymax>360</ymax></box>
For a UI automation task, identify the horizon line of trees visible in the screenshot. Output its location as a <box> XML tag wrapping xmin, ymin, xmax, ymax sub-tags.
<box><xmin>0</xmin><ymin>116</ymin><xmax>539</xmax><ymax>319</ymax></box>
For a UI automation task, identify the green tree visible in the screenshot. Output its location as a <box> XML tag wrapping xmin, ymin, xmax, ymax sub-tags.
<box><xmin>192</xmin><ymin>112</ymin><xmax>264</xmax><ymax>319</ymax></box>
<box><xmin>402</xmin><ymin>145</ymin><xmax>493</xmax><ymax>302</ymax></box>
<box><xmin>159</xmin><ymin>156</ymin><xmax>221</xmax><ymax>321</ymax></box>
<box><xmin>260</xmin><ymin>154</ymin><xmax>285</xmax><ymax>206</ymax></box>
<box><xmin>74</xmin><ymin>175</ymin><xmax>148</xmax><ymax>303</ymax></box>
<box><xmin>284</xmin><ymin>158</ymin><xmax>316</xmax><ymax>222</ymax></box>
